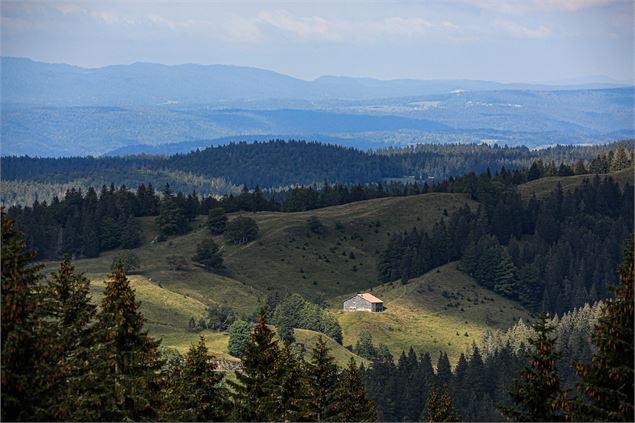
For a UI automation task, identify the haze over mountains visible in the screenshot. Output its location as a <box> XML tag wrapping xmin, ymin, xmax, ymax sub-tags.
<box><xmin>1</xmin><ymin>57</ymin><xmax>634</xmax><ymax>157</ymax></box>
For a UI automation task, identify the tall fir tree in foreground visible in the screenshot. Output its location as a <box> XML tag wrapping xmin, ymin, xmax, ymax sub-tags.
<box><xmin>567</xmin><ymin>236</ymin><xmax>634</xmax><ymax>422</ymax></box>
<box><xmin>498</xmin><ymin>312</ymin><xmax>564</xmax><ymax>421</ymax></box>
<box><xmin>39</xmin><ymin>257</ymin><xmax>101</xmax><ymax>420</ymax></box>
<box><xmin>229</xmin><ymin>309</ymin><xmax>282</xmax><ymax>421</ymax></box>
<box><xmin>272</xmin><ymin>341</ymin><xmax>308</xmax><ymax>421</ymax></box>
<box><xmin>334</xmin><ymin>357</ymin><xmax>378</xmax><ymax>422</ymax></box>
<box><xmin>96</xmin><ymin>262</ymin><xmax>164</xmax><ymax>421</ymax></box>
<box><xmin>305</xmin><ymin>336</ymin><xmax>341</xmax><ymax>421</ymax></box>
<box><xmin>1</xmin><ymin>211</ymin><xmax>44</xmax><ymax>421</ymax></box>
<box><xmin>424</xmin><ymin>385</ymin><xmax>461</xmax><ymax>422</ymax></box>
<box><xmin>163</xmin><ymin>336</ymin><xmax>228</xmax><ymax>421</ymax></box>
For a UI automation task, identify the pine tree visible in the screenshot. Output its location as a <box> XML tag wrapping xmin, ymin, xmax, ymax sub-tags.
<box><xmin>229</xmin><ymin>310</ymin><xmax>281</xmax><ymax>421</ymax></box>
<box><xmin>163</xmin><ymin>336</ymin><xmax>228</xmax><ymax>421</ymax></box>
<box><xmin>305</xmin><ymin>336</ymin><xmax>341</xmax><ymax>421</ymax></box>
<box><xmin>567</xmin><ymin>236</ymin><xmax>634</xmax><ymax>422</ymax></box>
<box><xmin>425</xmin><ymin>385</ymin><xmax>460</xmax><ymax>422</ymax></box>
<box><xmin>1</xmin><ymin>212</ymin><xmax>44</xmax><ymax>421</ymax></box>
<box><xmin>157</xmin><ymin>196</ymin><xmax>189</xmax><ymax>236</ymax></box>
<box><xmin>96</xmin><ymin>263</ymin><xmax>164</xmax><ymax>421</ymax></box>
<box><xmin>498</xmin><ymin>312</ymin><xmax>564</xmax><ymax>421</ymax></box>
<box><xmin>334</xmin><ymin>358</ymin><xmax>378</xmax><ymax>422</ymax></box>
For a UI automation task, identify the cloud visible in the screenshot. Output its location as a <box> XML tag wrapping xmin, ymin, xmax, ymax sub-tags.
<box><xmin>459</xmin><ymin>0</ymin><xmax>622</xmax><ymax>14</ymax></box>
<box><xmin>220</xmin><ymin>10</ymin><xmax>458</xmax><ymax>43</ymax></box>
<box><xmin>498</xmin><ymin>20</ymin><xmax>552</xmax><ymax>38</ymax></box>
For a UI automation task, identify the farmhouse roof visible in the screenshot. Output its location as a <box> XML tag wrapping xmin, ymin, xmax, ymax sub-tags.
<box><xmin>358</xmin><ymin>293</ymin><xmax>383</xmax><ymax>303</ymax></box>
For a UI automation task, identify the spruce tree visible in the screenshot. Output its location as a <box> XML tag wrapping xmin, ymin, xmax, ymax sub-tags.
<box><xmin>498</xmin><ymin>312</ymin><xmax>564</xmax><ymax>421</ymax></box>
<box><xmin>229</xmin><ymin>310</ymin><xmax>281</xmax><ymax>421</ymax></box>
<box><xmin>96</xmin><ymin>263</ymin><xmax>164</xmax><ymax>421</ymax></box>
<box><xmin>567</xmin><ymin>236</ymin><xmax>634</xmax><ymax>422</ymax></box>
<box><xmin>163</xmin><ymin>336</ymin><xmax>228</xmax><ymax>421</ymax></box>
<box><xmin>425</xmin><ymin>385</ymin><xmax>460</xmax><ymax>422</ymax></box>
<box><xmin>305</xmin><ymin>336</ymin><xmax>341</xmax><ymax>421</ymax></box>
<box><xmin>272</xmin><ymin>341</ymin><xmax>308</xmax><ymax>421</ymax></box>
<box><xmin>334</xmin><ymin>358</ymin><xmax>378</xmax><ymax>422</ymax></box>
<box><xmin>39</xmin><ymin>257</ymin><xmax>101</xmax><ymax>420</ymax></box>
<box><xmin>192</xmin><ymin>238</ymin><xmax>224</xmax><ymax>272</ymax></box>
<box><xmin>1</xmin><ymin>212</ymin><xmax>44</xmax><ymax>421</ymax></box>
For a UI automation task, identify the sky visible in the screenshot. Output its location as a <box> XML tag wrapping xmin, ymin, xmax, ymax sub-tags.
<box><xmin>1</xmin><ymin>0</ymin><xmax>633</xmax><ymax>83</ymax></box>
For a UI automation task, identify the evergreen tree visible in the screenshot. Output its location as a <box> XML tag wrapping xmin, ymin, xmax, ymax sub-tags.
<box><xmin>334</xmin><ymin>358</ymin><xmax>378</xmax><ymax>422</ymax></box>
<box><xmin>425</xmin><ymin>385</ymin><xmax>460</xmax><ymax>422</ymax></box>
<box><xmin>1</xmin><ymin>212</ymin><xmax>44</xmax><ymax>421</ymax></box>
<box><xmin>305</xmin><ymin>336</ymin><xmax>341</xmax><ymax>421</ymax></box>
<box><xmin>272</xmin><ymin>341</ymin><xmax>308</xmax><ymax>421</ymax></box>
<box><xmin>156</xmin><ymin>197</ymin><xmax>189</xmax><ymax>236</ymax></box>
<box><xmin>207</xmin><ymin>207</ymin><xmax>228</xmax><ymax>235</ymax></box>
<box><xmin>163</xmin><ymin>336</ymin><xmax>228</xmax><ymax>421</ymax></box>
<box><xmin>498</xmin><ymin>312</ymin><xmax>564</xmax><ymax>421</ymax></box>
<box><xmin>96</xmin><ymin>263</ymin><xmax>164</xmax><ymax>421</ymax></box>
<box><xmin>39</xmin><ymin>257</ymin><xmax>100</xmax><ymax>420</ymax></box>
<box><xmin>229</xmin><ymin>310</ymin><xmax>281</xmax><ymax>421</ymax></box>
<box><xmin>567</xmin><ymin>236</ymin><xmax>634</xmax><ymax>422</ymax></box>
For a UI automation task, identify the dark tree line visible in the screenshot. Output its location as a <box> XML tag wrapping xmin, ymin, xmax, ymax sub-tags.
<box><xmin>377</xmin><ymin>171</ymin><xmax>633</xmax><ymax>314</ymax></box>
<box><xmin>2</xmin><ymin>140</ymin><xmax>632</xmax><ymax>201</ymax></box>
<box><xmin>1</xmin><ymin>211</ymin><xmax>377</xmax><ymax>422</ymax></box>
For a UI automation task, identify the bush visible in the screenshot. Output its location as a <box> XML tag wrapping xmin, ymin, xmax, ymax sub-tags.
<box><xmin>224</xmin><ymin>216</ymin><xmax>259</xmax><ymax>245</ymax></box>
<box><xmin>307</xmin><ymin>216</ymin><xmax>325</xmax><ymax>234</ymax></box>
<box><xmin>192</xmin><ymin>239</ymin><xmax>224</xmax><ymax>272</ymax></box>
<box><xmin>166</xmin><ymin>255</ymin><xmax>188</xmax><ymax>271</ymax></box>
<box><xmin>204</xmin><ymin>304</ymin><xmax>236</xmax><ymax>331</ymax></box>
<box><xmin>207</xmin><ymin>207</ymin><xmax>227</xmax><ymax>235</ymax></box>
<box><xmin>111</xmin><ymin>252</ymin><xmax>140</xmax><ymax>274</ymax></box>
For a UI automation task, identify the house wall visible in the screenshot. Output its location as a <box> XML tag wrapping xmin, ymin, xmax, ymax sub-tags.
<box><xmin>343</xmin><ymin>296</ymin><xmax>372</xmax><ymax>311</ymax></box>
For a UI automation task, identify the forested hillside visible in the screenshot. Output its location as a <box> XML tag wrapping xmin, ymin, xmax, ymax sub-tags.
<box><xmin>1</xmin><ymin>139</ymin><xmax>632</xmax><ymax>206</ymax></box>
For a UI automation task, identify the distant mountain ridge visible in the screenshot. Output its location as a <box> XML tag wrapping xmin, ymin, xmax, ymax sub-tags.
<box><xmin>2</xmin><ymin>57</ymin><xmax>630</xmax><ymax>107</ymax></box>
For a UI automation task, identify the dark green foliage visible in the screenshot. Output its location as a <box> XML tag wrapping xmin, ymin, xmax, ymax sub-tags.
<box><xmin>166</xmin><ymin>255</ymin><xmax>188</xmax><ymax>271</ymax></box>
<box><xmin>157</xmin><ymin>190</ymin><xmax>190</xmax><ymax>236</ymax></box>
<box><xmin>272</xmin><ymin>342</ymin><xmax>308</xmax><ymax>421</ymax></box>
<box><xmin>163</xmin><ymin>337</ymin><xmax>228</xmax><ymax>421</ymax></box>
<box><xmin>204</xmin><ymin>304</ymin><xmax>236</xmax><ymax>331</ymax></box>
<box><xmin>425</xmin><ymin>385</ymin><xmax>461</xmax><ymax>422</ymax></box>
<box><xmin>227</xmin><ymin>319</ymin><xmax>253</xmax><ymax>358</ymax></box>
<box><xmin>567</xmin><ymin>236</ymin><xmax>634</xmax><ymax>422</ymax></box>
<box><xmin>334</xmin><ymin>358</ymin><xmax>378</xmax><ymax>422</ymax></box>
<box><xmin>192</xmin><ymin>239</ymin><xmax>224</xmax><ymax>272</ymax></box>
<box><xmin>305</xmin><ymin>336</ymin><xmax>341</xmax><ymax>421</ymax></box>
<box><xmin>270</xmin><ymin>293</ymin><xmax>343</xmax><ymax>344</ymax></box>
<box><xmin>225</xmin><ymin>216</ymin><xmax>259</xmax><ymax>245</ymax></box>
<box><xmin>111</xmin><ymin>251</ymin><xmax>140</xmax><ymax>273</ymax></box>
<box><xmin>96</xmin><ymin>263</ymin><xmax>164</xmax><ymax>421</ymax></box>
<box><xmin>207</xmin><ymin>207</ymin><xmax>227</xmax><ymax>235</ymax></box>
<box><xmin>498</xmin><ymin>312</ymin><xmax>564</xmax><ymax>422</ymax></box>
<box><xmin>354</xmin><ymin>331</ymin><xmax>377</xmax><ymax>360</ymax></box>
<box><xmin>229</xmin><ymin>311</ymin><xmax>281</xmax><ymax>421</ymax></box>
<box><xmin>1</xmin><ymin>211</ymin><xmax>44</xmax><ymax>421</ymax></box>
<box><xmin>39</xmin><ymin>257</ymin><xmax>100</xmax><ymax>420</ymax></box>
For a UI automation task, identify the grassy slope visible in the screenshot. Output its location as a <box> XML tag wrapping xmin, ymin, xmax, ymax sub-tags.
<box><xmin>35</xmin><ymin>191</ymin><xmax>522</xmax><ymax>366</ymax></box>
<box><xmin>222</xmin><ymin>193</ymin><xmax>476</xmax><ymax>300</ymax></box>
<box><xmin>335</xmin><ymin>262</ymin><xmax>531</xmax><ymax>364</ymax></box>
<box><xmin>518</xmin><ymin>167</ymin><xmax>634</xmax><ymax>199</ymax></box>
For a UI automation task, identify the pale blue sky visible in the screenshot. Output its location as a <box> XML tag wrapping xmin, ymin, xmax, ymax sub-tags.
<box><xmin>1</xmin><ymin>0</ymin><xmax>633</xmax><ymax>83</ymax></box>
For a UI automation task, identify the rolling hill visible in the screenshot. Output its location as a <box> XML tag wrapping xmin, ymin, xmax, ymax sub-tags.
<box><xmin>36</xmin><ymin>190</ymin><xmax>535</xmax><ymax>366</ymax></box>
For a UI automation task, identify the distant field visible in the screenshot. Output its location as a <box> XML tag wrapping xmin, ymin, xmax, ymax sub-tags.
<box><xmin>518</xmin><ymin>167</ymin><xmax>633</xmax><ymax>199</ymax></box>
<box><xmin>335</xmin><ymin>263</ymin><xmax>531</xmax><ymax>364</ymax></box>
